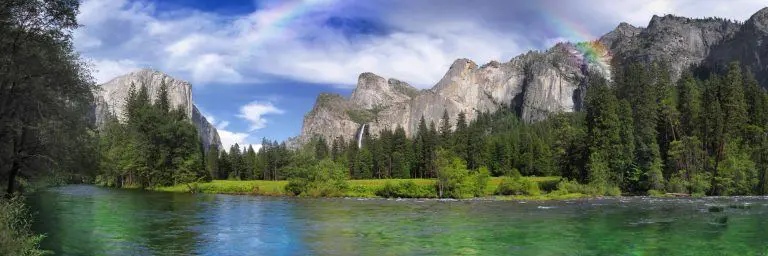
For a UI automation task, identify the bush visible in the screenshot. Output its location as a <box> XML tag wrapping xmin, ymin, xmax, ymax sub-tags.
<box><xmin>285</xmin><ymin>178</ymin><xmax>309</xmax><ymax>196</ymax></box>
<box><xmin>467</xmin><ymin>167</ymin><xmax>491</xmax><ymax>197</ymax></box>
<box><xmin>495</xmin><ymin>176</ymin><xmax>541</xmax><ymax>196</ymax></box>
<box><xmin>435</xmin><ymin>150</ymin><xmax>490</xmax><ymax>199</ymax></box>
<box><xmin>284</xmin><ymin>159</ymin><xmax>349</xmax><ymax>197</ymax></box>
<box><xmin>538</xmin><ymin>179</ymin><xmax>560</xmax><ymax>192</ymax></box>
<box><xmin>647</xmin><ymin>189</ymin><xmax>665</xmax><ymax>197</ymax></box>
<box><xmin>0</xmin><ymin>197</ymin><xmax>48</xmax><ymax>256</ymax></box>
<box><xmin>375</xmin><ymin>181</ymin><xmax>436</xmax><ymax>198</ymax></box>
<box><xmin>552</xmin><ymin>179</ymin><xmax>621</xmax><ymax>196</ymax></box>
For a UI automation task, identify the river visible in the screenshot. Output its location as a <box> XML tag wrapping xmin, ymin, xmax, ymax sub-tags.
<box><xmin>27</xmin><ymin>185</ymin><xmax>768</xmax><ymax>255</ymax></box>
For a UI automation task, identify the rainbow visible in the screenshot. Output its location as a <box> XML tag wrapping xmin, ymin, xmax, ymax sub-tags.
<box><xmin>245</xmin><ymin>0</ymin><xmax>338</xmax><ymax>46</ymax></box>
<box><xmin>538</xmin><ymin>2</ymin><xmax>613</xmax><ymax>76</ymax></box>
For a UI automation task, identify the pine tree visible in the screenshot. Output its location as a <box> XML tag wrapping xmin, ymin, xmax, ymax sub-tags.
<box><xmin>314</xmin><ymin>136</ymin><xmax>329</xmax><ymax>160</ymax></box>
<box><xmin>703</xmin><ymin>76</ymin><xmax>726</xmax><ymax>195</ymax></box>
<box><xmin>584</xmin><ymin>74</ymin><xmax>622</xmax><ymax>186</ymax></box>
<box><xmin>454</xmin><ymin>111</ymin><xmax>468</xmax><ymax>161</ymax></box>
<box><xmin>678</xmin><ymin>71</ymin><xmax>702</xmax><ymax>137</ymax></box>
<box><xmin>228</xmin><ymin>144</ymin><xmax>243</xmax><ymax>180</ymax></box>
<box><xmin>218</xmin><ymin>150</ymin><xmax>231</xmax><ymax>180</ymax></box>
<box><xmin>439</xmin><ymin>109</ymin><xmax>452</xmax><ymax>142</ymax></box>
<box><xmin>331</xmin><ymin>136</ymin><xmax>345</xmax><ymax>162</ymax></box>
<box><xmin>245</xmin><ymin>145</ymin><xmax>257</xmax><ymax>180</ymax></box>
<box><xmin>744</xmin><ymin>71</ymin><xmax>767</xmax><ymax>128</ymax></box>
<box><xmin>157</xmin><ymin>80</ymin><xmax>170</xmax><ymax>113</ymax></box>
<box><xmin>721</xmin><ymin>61</ymin><xmax>748</xmax><ymax>137</ymax></box>
<box><xmin>415</xmin><ymin>116</ymin><xmax>429</xmax><ymax>178</ymax></box>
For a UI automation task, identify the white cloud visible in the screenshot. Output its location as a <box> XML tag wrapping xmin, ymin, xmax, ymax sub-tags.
<box><xmin>75</xmin><ymin>0</ymin><xmax>767</xmax><ymax>88</ymax></box>
<box><xmin>238</xmin><ymin>101</ymin><xmax>284</xmax><ymax>131</ymax></box>
<box><xmin>89</xmin><ymin>59</ymin><xmax>141</xmax><ymax>84</ymax></box>
<box><xmin>218</xmin><ymin>129</ymin><xmax>250</xmax><ymax>152</ymax></box>
<box><xmin>205</xmin><ymin>113</ymin><xmax>260</xmax><ymax>152</ymax></box>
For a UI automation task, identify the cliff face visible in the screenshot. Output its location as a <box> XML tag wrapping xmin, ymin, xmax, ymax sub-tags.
<box><xmin>298</xmin><ymin>8</ymin><xmax>768</xmax><ymax>146</ymax></box>
<box><xmin>298</xmin><ymin>42</ymin><xmax>591</xmax><ymax>144</ymax></box>
<box><xmin>93</xmin><ymin>69</ymin><xmax>221</xmax><ymax>151</ymax></box>
<box><xmin>604</xmin><ymin>15</ymin><xmax>741</xmax><ymax>79</ymax></box>
<box><xmin>707</xmin><ymin>7</ymin><xmax>768</xmax><ymax>85</ymax></box>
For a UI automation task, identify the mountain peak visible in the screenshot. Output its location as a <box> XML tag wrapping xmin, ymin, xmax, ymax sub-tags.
<box><xmin>94</xmin><ymin>69</ymin><xmax>220</xmax><ymax>151</ymax></box>
<box><xmin>449</xmin><ymin>58</ymin><xmax>477</xmax><ymax>71</ymax></box>
<box><xmin>747</xmin><ymin>7</ymin><xmax>768</xmax><ymax>33</ymax></box>
<box><xmin>351</xmin><ymin>72</ymin><xmax>412</xmax><ymax>109</ymax></box>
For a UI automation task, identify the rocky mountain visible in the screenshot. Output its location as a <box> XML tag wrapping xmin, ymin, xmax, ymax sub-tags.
<box><xmin>298</xmin><ymin>7</ymin><xmax>768</xmax><ymax>146</ymax></box>
<box><xmin>707</xmin><ymin>7</ymin><xmax>768</xmax><ymax>85</ymax></box>
<box><xmin>93</xmin><ymin>69</ymin><xmax>221</xmax><ymax>152</ymax></box>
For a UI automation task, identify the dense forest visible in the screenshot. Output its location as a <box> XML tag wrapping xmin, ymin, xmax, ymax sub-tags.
<box><xmin>201</xmin><ymin>61</ymin><xmax>768</xmax><ymax>197</ymax></box>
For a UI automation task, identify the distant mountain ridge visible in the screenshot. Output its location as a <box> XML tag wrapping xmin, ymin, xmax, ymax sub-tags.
<box><xmin>295</xmin><ymin>7</ymin><xmax>768</xmax><ymax>146</ymax></box>
<box><xmin>93</xmin><ymin>69</ymin><xmax>221</xmax><ymax>152</ymax></box>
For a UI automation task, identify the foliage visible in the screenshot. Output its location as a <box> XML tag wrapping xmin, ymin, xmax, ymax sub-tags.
<box><xmin>96</xmin><ymin>83</ymin><xmax>205</xmax><ymax>188</ymax></box>
<box><xmin>0</xmin><ymin>0</ymin><xmax>96</xmax><ymax>195</ymax></box>
<box><xmin>375</xmin><ymin>181</ymin><xmax>436</xmax><ymax>198</ymax></box>
<box><xmin>346</xmin><ymin>109</ymin><xmax>377</xmax><ymax>124</ymax></box>
<box><xmin>495</xmin><ymin>176</ymin><xmax>541</xmax><ymax>196</ymax></box>
<box><xmin>435</xmin><ymin>149</ymin><xmax>489</xmax><ymax>199</ymax></box>
<box><xmin>552</xmin><ymin>179</ymin><xmax>621</xmax><ymax>196</ymax></box>
<box><xmin>0</xmin><ymin>197</ymin><xmax>48</xmax><ymax>256</ymax></box>
<box><xmin>174</xmin><ymin>59</ymin><xmax>768</xmax><ymax>199</ymax></box>
<box><xmin>285</xmin><ymin>159</ymin><xmax>349</xmax><ymax>197</ymax></box>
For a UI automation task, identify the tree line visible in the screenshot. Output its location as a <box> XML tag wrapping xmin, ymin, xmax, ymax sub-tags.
<box><xmin>209</xmin><ymin>61</ymin><xmax>768</xmax><ymax>196</ymax></box>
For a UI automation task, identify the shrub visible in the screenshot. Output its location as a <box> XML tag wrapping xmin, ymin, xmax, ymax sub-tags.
<box><xmin>375</xmin><ymin>181</ymin><xmax>436</xmax><ymax>198</ymax></box>
<box><xmin>508</xmin><ymin>168</ymin><xmax>522</xmax><ymax>179</ymax></box>
<box><xmin>538</xmin><ymin>179</ymin><xmax>560</xmax><ymax>192</ymax></box>
<box><xmin>666</xmin><ymin>172</ymin><xmax>688</xmax><ymax>194</ymax></box>
<box><xmin>284</xmin><ymin>159</ymin><xmax>349</xmax><ymax>197</ymax></box>
<box><xmin>495</xmin><ymin>176</ymin><xmax>540</xmax><ymax>196</ymax></box>
<box><xmin>552</xmin><ymin>179</ymin><xmax>621</xmax><ymax>196</ymax></box>
<box><xmin>647</xmin><ymin>189</ymin><xmax>665</xmax><ymax>197</ymax></box>
<box><xmin>466</xmin><ymin>167</ymin><xmax>491</xmax><ymax>197</ymax></box>
<box><xmin>285</xmin><ymin>178</ymin><xmax>309</xmax><ymax>196</ymax></box>
<box><xmin>435</xmin><ymin>150</ymin><xmax>490</xmax><ymax>199</ymax></box>
<box><xmin>0</xmin><ymin>196</ymin><xmax>48</xmax><ymax>256</ymax></box>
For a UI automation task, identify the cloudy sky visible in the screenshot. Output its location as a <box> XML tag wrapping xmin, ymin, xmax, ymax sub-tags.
<box><xmin>75</xmin><ymin>0</ymin><xmax>767</xmax><ymax>150</ymax></box>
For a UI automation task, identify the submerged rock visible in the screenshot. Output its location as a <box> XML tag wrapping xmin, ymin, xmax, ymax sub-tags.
<box><xmin>708</xmin><ymin>205</ymin><xmax>725</xmax><ymax>213</ymax></box>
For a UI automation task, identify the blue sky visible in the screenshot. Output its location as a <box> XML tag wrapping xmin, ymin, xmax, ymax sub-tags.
<box><xmin>74</xmin><ymin>0</ymin><xmax>766</xmax><ymax>150</ymax></box>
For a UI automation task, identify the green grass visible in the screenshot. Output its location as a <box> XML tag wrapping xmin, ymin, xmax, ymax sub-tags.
<box><xmin>155</xmin><ymin>180</ymin><xmax>288</xmax><ymax>196</ymax></box>
<box><xmin>154</xmin><ymin>176</ymin><xmax>581</xmax><ymax>200</ymax></box>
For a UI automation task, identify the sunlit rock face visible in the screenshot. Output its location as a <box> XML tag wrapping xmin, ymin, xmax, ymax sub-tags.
<box><xmin>299</xmin><ymin>8</ymin><xmax>768</xmax><ymax>146</ymax></box>
<box><xmin>298</xmin><ymin>46</ymin><xmax>592</xmax><ymax>145</ymax></box>
<box><xmin>93</xmin><ymin>69</ymin><xmax>221</xmax><ymax>152</ymax></box>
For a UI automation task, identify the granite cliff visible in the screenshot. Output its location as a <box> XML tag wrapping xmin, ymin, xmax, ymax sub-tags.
<box><xmin>93</xmin><ymin>69</ymin><xmax>221</xmax><ymax>152</ymax></box>
<box><xmin>298</xmin><ymin>8</ymin><xmax>768</xmax><ymax>146</ymax></box>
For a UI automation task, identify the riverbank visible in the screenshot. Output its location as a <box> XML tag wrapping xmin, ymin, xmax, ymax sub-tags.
<box><xmin>154</xmin><ymin>177</ymin><xmax>593</xmax><ymax>200</ymax></box>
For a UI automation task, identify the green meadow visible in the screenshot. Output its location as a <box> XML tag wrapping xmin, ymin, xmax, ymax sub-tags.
<box><xmin>154</xmin><ymin>176</ymin><xmax>592</xmax><ymax>200</ymax></box>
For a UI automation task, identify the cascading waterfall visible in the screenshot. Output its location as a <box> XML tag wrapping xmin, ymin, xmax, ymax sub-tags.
<box><xmin>357</xmin><ymin>124</ymin><xmax>366</xmax><ymax>148</ymax></box>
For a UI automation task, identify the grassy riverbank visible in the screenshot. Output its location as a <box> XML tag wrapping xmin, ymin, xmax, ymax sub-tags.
<box><xmin>154</xmin><ymin>176</ymin><xmax>591</xmax><ymax>200</ymax></box>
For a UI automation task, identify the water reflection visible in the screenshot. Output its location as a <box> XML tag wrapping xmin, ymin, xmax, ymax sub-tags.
<box><xmin>28</xmin><ymin>186</ymin><xmax>768</xmax><ymax>255</ymax></box>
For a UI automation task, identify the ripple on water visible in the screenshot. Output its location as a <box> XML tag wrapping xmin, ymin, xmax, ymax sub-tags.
<box><xmin>27</xmin><ymin>185</ymin><xmax>768</xmax><ymax>256</ymax></box>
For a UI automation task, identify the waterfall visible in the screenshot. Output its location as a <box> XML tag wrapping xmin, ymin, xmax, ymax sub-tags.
<box><xmin>357</xmin><ymin>124</ymin><xmax>366</xmax><ymax>148</ymax></box>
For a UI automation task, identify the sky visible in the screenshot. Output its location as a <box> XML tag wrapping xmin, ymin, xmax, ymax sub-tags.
<box><xmin>74</xmin><ymin>0</ymin><xmax>768</xmax><ymax>151</ymax></box>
